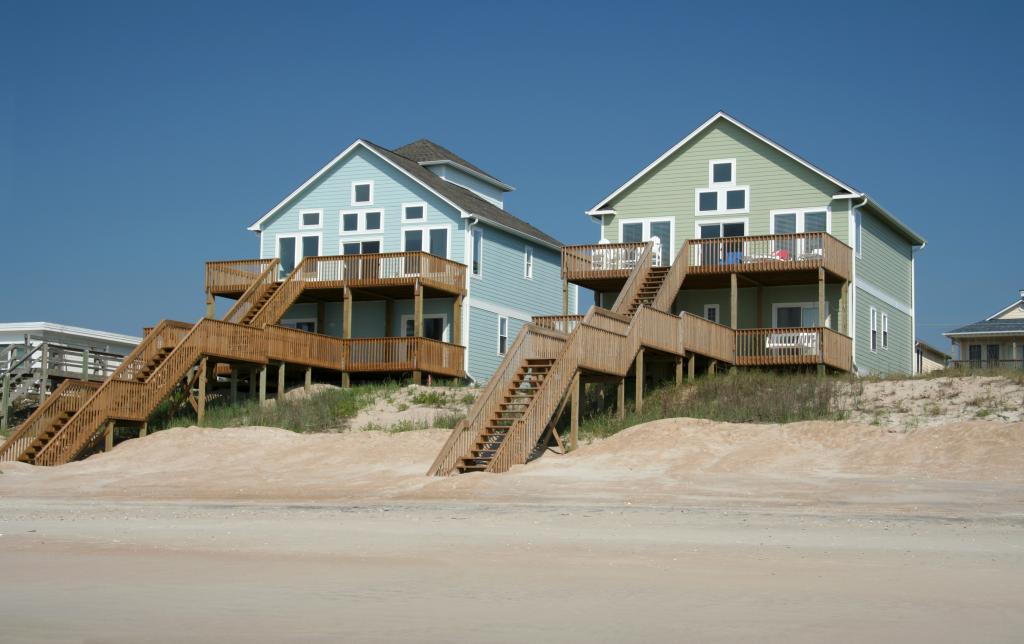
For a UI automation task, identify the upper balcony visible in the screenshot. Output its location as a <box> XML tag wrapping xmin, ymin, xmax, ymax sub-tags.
<box><xmin>562</xmin><ymin>232</ymin><xmax>852</xmax><ymax>292</ymax></box>
<box><xmin>207</xmin><ymin>252</ymin><xmax>467</xmax><ymax>300</ymax></box>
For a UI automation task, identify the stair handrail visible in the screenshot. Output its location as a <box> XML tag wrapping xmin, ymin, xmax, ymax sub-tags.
<box><xmin>222</xmin><ymin>259</ymin><xmax>281</xmax><ymax>325</ymax></box>
<box><xmin>427</xmin><ymin>323</ymin><xmax>567</xmax><ymax>476</ymax></box>
<box><xmin>651</xmin><ymin>240</ymin><xmax>692</xmax><ymax>312</ymax></box>
<box><xmin>609</xmin><ymin>241</ymin><xmax>654</xmax><ymax>315</ymax></box>
<box><xmin>0</xmin><ymin>380</ymin><xmax>101</xmax><ymax>462</ymax></box>
<box><xmin>248</xmin><ymin>256</ymin><xmax>315</xmax><ymax>329</ymax></box>
<box><xmin>0</xmin><ymin>342</ymin><xmax>47</xmax><ymax>379</ymax></box>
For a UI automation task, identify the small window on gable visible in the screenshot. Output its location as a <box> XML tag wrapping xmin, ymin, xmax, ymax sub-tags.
<box><xmin>524</xmin><ymin>246</ymin><xmax>534</xmax><ymax>279</ymax></box>
<box><xmin>300</xmin><ymin>209</ymin><xmax>322</xmax><ymax>228</ymax></box>
<box><xmin>698</xmin><ymin>191</ymin><xmax>718</xmax><ymax>212</ymax></box>
<box><xmin>497</xmin><ymin>316</ymin><xmax>509</xmax><ymax>355</ymax></box>
<box><xmin>353</xmin><ymin>182</ymin><xmax>373</xmax><ymax>205</ymax></box>
<box><xmin>726</xmin><ymin>189</ymin><xmax>745</xmax><ymax>210</ymax></box>
<box><xmin>342</xmin><ymin>212</ymin><xmax>359</xmax><ymax>232</ymax></box>
<box><xmin>365</xmin><ymin>211</ymin><xmax>381</xmax><ymax>231</ymax></box>
<box><xmin>403</xmin><ymin>204</ymin><xmax>425</xmax><ymax>221</ymax></box>
<box><xmin>710</xmin><ymin>160</ymin><xmax>734</xmax><ymax>185</ymax></box>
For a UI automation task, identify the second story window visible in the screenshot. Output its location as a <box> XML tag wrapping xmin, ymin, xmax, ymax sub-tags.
<box><xmin>523</xmin><ymin>246</ymin><xmax>534</xmax><ymax>279</ymax></box>
<box><xmin>341</xmin><ymin>210</ymin><xmax>383</xmax><ymax>234</ymax></box>
<box><xmin>697</xmin><ymin>159</ymin><xmax>748</xmax><ymax>215</ymax></box>
<box><xmin>403</xmin><ymin>203</ymin><xmax>426</xmax><ymax>221</ymax></box>
<box><xmin>352</xmin><ymin>181</ymin><xmax>373</xmax><ymax>205</ymax></box>
<box><xmin>299</xmin><ymin>209</ymin><xmax>322</xmax><ymax>229</ymax></box>
<box><xmin>472</xmin><ymin>228</ymin><xmax>483</xmax><ymax>277</ymax></box>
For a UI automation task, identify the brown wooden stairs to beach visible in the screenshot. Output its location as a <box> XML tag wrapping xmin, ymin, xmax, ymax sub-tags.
<box><xmin>624</xmin><ymin>266</ymin><xmax>670</xmax><ymax>316</ymax></box>
<box><xmin>18</xmin><ymin>408</ymin><xmax>76</xmax><ymax>464</ymax></box>
<box><xmin>458</xmin><ymin>358</ymin><xmax>555</xmax><ymax>473</ymax></box>
<box><xmin>239</xmin><ymin>283</ymin><xmax>281</xmax><ymax>325</ymax></box>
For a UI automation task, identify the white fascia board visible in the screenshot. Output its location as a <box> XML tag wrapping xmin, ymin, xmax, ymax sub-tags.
<box><xmin>0</xmin><ymin>322</ymin><xmax>142</xmax><ymax>345</ymax></box>
<box><xmin>248</xmin><ymin>140</ymin><xmax>468</xmax><ymax>232</ymax></box>
<box><xmin>986</xmin><ymin>299</ymin><xmax>1024</xmax><ymax>321</ymax></box>
<box><xmin>944</xmin><ymin>330</ymin><xmax>1024</xmax><ymax>337</ymax></box>
<box><xmin>588</xmin><ymin>111</ymin><xmax>861</xmax><ymax>214</ymax></box>
<box><xmin>418</xmin><ymin>160</ymin><xmax>515</xmax><ymax>192</ymax></box>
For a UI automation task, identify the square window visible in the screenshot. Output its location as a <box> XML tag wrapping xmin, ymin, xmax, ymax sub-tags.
<box><xmin>342</xmin><ymin>242</ymin><xmax>361</xmax><ymax>255</ymax></box>
<box><xmin>805</xmin><ymin>211</ymin><xmax>827</xmax><ymax>232</ymax></box>
<box><xmin>353</xmin><ymin>183</ymin><xmax>372</xmax><ymax>204</ymax></box>
<box><xmin>343</xmin><ymin>213</ymin><xmax>359</xmax><ymax>232</ymax></box>
<box><xmin>726</xmin><ymin>189</ymin><xmax>745</xmax><ymax>210</ymax></box>
<box><xmin>712</xmin><ymin>162</ymin><xmax>732</xmax><ymax>183</ymax></box>
<box><xmin>365</xmin><ymin>211</ymin><xmax>381</xmax><ymax>230</ymax></box>
<box><xmin>404</xmin><ymin>229</ymin><xmax>423</xmax><ymax>252</ymax></box>
<box><xmin>301</xmin><ymin>211</ymin><xmax>320</xmax><ymax>227</ymax></box>
<box><xmin>698</xmin><ymin>191</ymin><xmax>718</xmax><ymax>212</ymax></box>
<box><xmin>404</xmin><ymin>205</ymin><xmax>424</xmax><ymax>220</ymax></box>
<box><xmin>362</xmin><ymin>240</ymin><xmax>381</xmax><ymax>254</ymax></box>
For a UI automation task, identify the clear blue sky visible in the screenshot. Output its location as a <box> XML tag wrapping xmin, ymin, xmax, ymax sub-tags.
<box><xmin>2</xmin><ymin>0</ymin><xmax>1021</xmax><ymax>349</ymax></box>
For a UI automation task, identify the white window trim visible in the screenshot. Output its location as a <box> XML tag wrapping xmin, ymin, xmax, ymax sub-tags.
<box><xmin>854</xmin><ymin>210</ymin><xmax>863</xmax><ymax>258</ymax></box>
<box><xmin>772</xmin><ymin>301</ymin><xmax>831</xmax><ymax>329</ymax></box>
<box><xmin>497</xmin><ymin>315</ymin><xmax>509</xmax><ymax>356</ymax></box>
<box><xmin>351</xmin><ymin>180</ymin><xmax>374</xmax><ymax>206</ymax></box>
<box><xmin>472</xmin><ymin>227</ymin><xmax>484</xmax><ymax>278</ymax></box>
<box><xmin>401</xmin><ymin>202</ymin><xmax>428</xmax><ymax>223</ymax></box>
<box><xmin>708</xmin><ymin>158</ymin><xmax>737</xmax><ymax>187</ymax></box>
<box><xmin>703</xmin><ymin>304</ymin><xmax>720</xmax><ymax>323</ymax></box>
<box><xmin>694</xmin><ymin>218</ymin><xmax>750</xmax><ymax>237</ymax></box>
<box><xmin>882</xmin><ymin>313</ymin><xmax>889</xmax><ymax>350</ymax></box>
<box><xmin>402</xmin><ymin>224</ymin><xmax>452</xmax><ymax>259</ymax></box>
<box><xmin>768</xmin><ymin>207</ymin><xmax>832</xmax><ymax>234</ymax></box>
<box><xmin>695</xmin><ymin>186</ymin><xmax>750</xmax><ymax>216</ymax></box>
<box><xmin>339</xmin><ymin>209</ymin><xmax>385</xmax><ymax>235</ymax></box>
<box><xmin>400</xmin><ymin>313</ymin><xmax>450</xmax><ymax>343</ymax></box>
<box><xmin>275</xmin><ymin>232</ymin><xmax>323</xmax><ymax>262</ymax></box>
<box><xmin>618</xmin><ymin>217</ymin><xmax>675</xmax><ymax>262</ymax></box>
<box><xmin>870</xmin><ymin>307</ymin><xmax>878</xmax><ymax>352</ymax></box>
<box><xmin>523</xmin><ymin>245</ymin><xmax>534</xmax><ymax>279</ymax></box>
<box><xmin>298</xmin><ymin>208</ymin><xmax>323</xmax><ymax>230</ymax></box>
<box><xmin>339</xmin><ymin>237</ymin><xmax>384</xmax><ymax>255</ymax></box>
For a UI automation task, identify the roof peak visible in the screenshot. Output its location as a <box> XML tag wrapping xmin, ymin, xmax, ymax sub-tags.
<box><xmin>391</xmin><ymin>139</ymin><xmax>512</xmax><ymax>191</ymax></box>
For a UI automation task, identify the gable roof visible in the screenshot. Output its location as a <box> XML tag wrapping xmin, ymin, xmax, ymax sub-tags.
<box><xmin>987</xmin><ymin>295</ymin><xmax>1024</xmax><ymax>320</ymax></box>
<box><xmin>944</xmin><ymin>318</ymin><xmax>1024</xmax><ymax>337</ymax></box>
<box><xmin>393</xmin><ymin>139</ymin><xmax>514</xmax><ymax>191</ymax></box>
<box><xmin>915</xmin><ymin>340</ymin><xmax>951</xmax><ymax>360</ymax></box>
<box><xmin>248</xmin><ymin>140</ymin><xmax>560</xmax><ymax>248</ymax></box>
<box><xmin>587</xmin><ymin>111</ymin><xmax>925</xmax><ymax>246</ymax></box>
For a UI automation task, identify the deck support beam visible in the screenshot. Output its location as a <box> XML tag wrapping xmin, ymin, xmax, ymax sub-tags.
<box><xmin>675</xmin><ymin>356</ymin><xmax>684</xmax><ymax>385</ymax></box>
<box><xmin>730</xmin><ymin>273</ymin><xmax>738</xmax><ymax>330</ymax></box>
<box><xmin>139</xmin><ymin>421</ymin><xmax>148</xmax><ymax>438</ymax></box>
<box><xmin>258</xmin><ymin>365</ymin><xmax>267</xmax><ymax>404</ymax></box>
<box><xmin>617</xmin><ymin>377</ymin><xmax>626</xmax><ymax>419</ymax></box>
<box><xmin>342</xmin><ymin>287</ymin><xmax>353</xmax><ymax>388</ymax></box>
<box><xmin>687</xmin><ymin>353</ymin><xmax>696</xmax><ymax>382</ymax></box>
<box><xmin>570</xmin><ymin>371</ymin><xmax>580</xmax><ymax>451</ymax></box>
<box><xmin>453</xmin><ymin>294</ymin><xmax>463</xmax><ymax>346</ymax></box>
<box><xmin>709</xmin><ymin>360</ymin><xmax>718</xmax><ymax>377</ymax></box>
<box><xmin>562</xmin><ymin>277</ymin><xmax>569</xmax><ymax>316</ymax></box>
<box><xmin>104</xmin><ymin>421</ymin><xmax>114</xmax><ymax>452</ymax></box>
<box><xmin>304</xmin><ymin>366</ymin><xmax>312</xmax><ymax>391</ymax></box>
<box><xmin>818</xmin><ymin>267</ymin><xmax>826</xmax><ymax>373</ymax></box>
<box><xmin>277</xmin><ymin>362</ymin><xmax>286</xmax><ymax>398</ymax></box>
<box><xmin>197</xmin><ymin>357</ymin><xmax>208</xmax><ymax>424</ymax></box>
<box><xmin>413</xmin><ymin>280</ymin><xmax>423</xmax><ymax>386</ymax></box>
<box><xmin>635</xmin><ymin>348</ymin><xmax>645</xmax><ymax>413</ymax></box>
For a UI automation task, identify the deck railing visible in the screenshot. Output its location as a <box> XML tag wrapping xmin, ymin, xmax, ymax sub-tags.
<box><xmin>223</xmin><ymin>260</ymin><xmax>280</xmax><ymax>325</ymax></box>
<box><xmin>950</xmin><ymin>359</ymin><xmax>1024</xmax><ymax>370</ymax></box>
<box><xmin>267</xmin><ymin>325</ymin><xmax>343</xmax><ymax>371</ymax></box>
<box><xmin>735</xmin><ymin>326</ymin><xmax>852</xmax><ymax>370</ymax></box>
<box><xmin>610</xmin><ymin>242</ymin><xmax>654</xmax><ymax>315</ymax></box>
<box><xmin>205</xmin><ymin>259</ymin><xmax>276</xmax><ymax>295</ymax></box>
<box><xmin>561</xmin><ymin>242</ymin><xmax>647</xmax><ymax>281</ymax></box>
<box><xmin>0</xmin><ymin>380</ymin><xmax>101</xmax><ymax>462</ymax></box>
<box><xmin>686</xmin><ymin>233</ymin><xmax>852</xmax><ymax>281</ymax></box>
<box><xmin>303</xmin><ymin>252</ymin><xmax>466</xmax><ymax>293</ymax></box>
<box><xmin>680</xmin><ymin>313</ymin><xmax>737</xmax><ymax>363</ymax></box>
<box><xmin>340</xmin><ymin>337</ymin><xmax>465</xmax><ymax>378</ymax></box>
<box><xmin>531</xmin><ymin>315</ymin><xmax>583</xmax><ymax>334</ymax></box>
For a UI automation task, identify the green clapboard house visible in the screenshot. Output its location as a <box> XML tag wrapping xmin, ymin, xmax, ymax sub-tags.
<box><xmin>562</xmin><ymin>112</ymin><xmax>925</xmax><ymax>375</ymax></box>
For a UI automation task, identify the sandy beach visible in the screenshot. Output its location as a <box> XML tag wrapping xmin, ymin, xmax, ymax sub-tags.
<box><xmin>2</xmin><ymin>417</ymin><xmax>1022</xmax><ymax>642</ymax></box>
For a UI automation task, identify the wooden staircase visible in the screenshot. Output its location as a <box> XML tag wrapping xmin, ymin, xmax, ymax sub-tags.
<box><xmin>0</xmin><ymin>379</ymin><xmax>101</xmax><ymax>464</ymax></box>
<box><xmin>625</xmin><ymin>266</ymin><xmax>670</xmax><ymax>316</ymax></box>
<box><xmin>239</xmin><ymin>283</ymin><xmax>281</xmax><ymax>325</ymax></box>
<box><xmin>457</xmin><ymin>358</ymin><xmax>554</xmax><ymax>472</ymax></box>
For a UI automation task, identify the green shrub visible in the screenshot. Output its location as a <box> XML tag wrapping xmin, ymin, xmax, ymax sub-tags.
<box><xmin>410</xmin><ymin>390</ymin><xmax>453</xmax><ymax>408</ymax></box>
<box><xmin>433</xmin><ymin>411</ymin><xmax>465</xmax><ymax>429</ymax></box>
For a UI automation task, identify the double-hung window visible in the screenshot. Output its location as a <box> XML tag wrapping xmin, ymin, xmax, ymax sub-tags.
<box><xmin>472</xmin><ymin>228</ymin><xmax>483</xmax><ymax>277</ymax></box>
<box><xmin>882</xmin><ymin>314</ymin><xmax>889</xmax><ymax>349</ymax></box>
<box><xmin>870</xmin><ymin>307</ymin><xmax>878</xmax><ymax>352</ymax></box>
<box><xmin>497</xmin><ymin>316</ymin><xmax>509</xmax><ymax>355</ymax></box>
<box><xmin>523</xmin><ymin>246</ymin><xmax>534</xmax><ymax>279</ymax></box>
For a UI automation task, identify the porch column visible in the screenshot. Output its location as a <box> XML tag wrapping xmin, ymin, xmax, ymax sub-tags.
<box><xmin>277</xmin><ymin>362</ymin><xmax>286</xmax><ymax>398</ymax></box>
<box><xmin>562</xmin><ymin>277</ymin><xmax>569</xmax><ymax>316</ymax></box>
<box><xmin>39</xmin><ymin>346</ymin><xmax>48</xmax><ymax>405</ymax></box>
<box><xmin>197</xmin><ymin>357</ymin><xmax>208</xmax><ymax>424</ymax></box>
<box><xmin>206</xmin><ymin>290</ymin><xmax>215</xmax><ymax>318</ymax></box>
<box><xmin>675</xmin><ymin>356</ymin><xmax>684</xmax><ymax>385</ymax></box>
<box><xmin>230</xmin><ymin>366</ymin><xmax>238</xmax><ymax>404</ymax></box>
<box><xmin>839</xmin><ymin>281</ymin><xmax>849</xmax><ymax>334</ymax></box>
<box><xmin>342</xmin><ymin>287</ymin><xmax>352</xmax><ymax>388</ymax></box>
<box><xmin>258</xmin><ymin>365</ymin><xmax>267</xmax><ymax>404</ymax></box>
<box><xmin>414</xmin><ymin>280</ymin><xmax>423</xmax><ymax>337</ymax></box>
<box><xmin>453</xmin><ymin>294</ymin><xmax>463</xmax><ymax>346</ymax></box>
<box><xmin>570</xmin><ymin>372</ymin><xmax>580</xmax><ymax>451</ymax></box>
<box><xmin>818</xmin><ymin>268</ymin><xmax>826</xmax><ymax>327</ymax></box>
<box><xmin>634</xmin><ymin>348</ymin><xmax>645</xmax><ymax>413</ymax></box>
<box><xmin>81</xmin><ymin>349</ymin><xmax>91</xmax><ymax>382</ymax></box>
<box><xmin>730</xmin><ymin>273</ymin><xmax>738</xmax><ymax>330</ymax></box>
<box><xmin>617</xmin><ymin>378</ymin><xmax>626</xmax><ymax>419</ymax></box>
<box><xmin>304</xmin><ymin>366</ymin><xmax>312</xmax><ymax>391</ymax></box>
<box><xmin>1</xmin><ymin>372</ymin><xmax>10</xmax><ymax>433</ymax></box>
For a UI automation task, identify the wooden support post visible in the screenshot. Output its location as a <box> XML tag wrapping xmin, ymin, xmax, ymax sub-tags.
<box><xmin>139</xmin><ymin>422</ymin><xmax>148</xmax><ymax>438</ymax></box>
<box><xmin>384</xmin><ymin>299</ymin><xmax>394</xmax><ymax>337</ymax></box>
<box><xmin>839</xmin><ymin>280</ymin><xmax>849</xmax><ymax>335</ymax></box>
<box><xmin>413</xmin><ymin>281</ymin><xmax>423</xmax><ymax>338</ymax></box>
<box><xmin>343</xmin><ymin>287</ymin><xmax>353</xmax><ymax>339</ymax></box>
<box><xmin>342</xmin><ymin>371</ymin><xmax>351</xmax><ymax>388</ymax></box>
<box><xmin>675</xmin><ymin>356</ymin><xmax>684</xmax><ymax>385</ymax></box>
<box><xmin>304</xmin><ymin>366</ymin><xmax>312</xmax><ymax>391</ymax></box>
<box><xmin>634</xmin><ymin>348</ymin><xmax>645</xmax><ymax>413</ymax></box>
<box><xmin>570</xmin><ymin>371</ymin><xmax>580</xmax><ymax>451</ymax></box>
<box><xmin>38</xmin><ymin>345</ymin><xmax>48</xmax><ymax>405</ymax></box>
<box><xmin>230</xmin><ymin>367</ymin><xmax>238</xmax><ymax>404</ymax></box>
<box><xmin>249</xmin><ymin>366</ymin><xmax>257</xmax><ymax>397</ymax></box>
<box><xmin>1</xmin><ymin>372</ymin><xmax>10</xmax><ymax>433</ymax></box>
<box><xmin>197</xmin><ymin>357</ymin><xmax>208</xmax><ymax>424</ymax></box>
<box><xmin>818</xmin><ymin>267</ymin><xmax>826</xmax><ymax>327</ymax></box>
<box><xmin>206</xmin><ymin>290</ymin><xmax>215</xmax><ymax>318</ymax></box>
<box><xmin>277</xmin><ymin>362</ymin><xmax>286</xmax><ymax>398</ymax></box>
<box><xmin>453</xmin><ymin>294</ymin><xmax>463</xmax><ymax>346</ymax></box>
<box><xmin>562</xmin><ymin>277</ymin><xmax>569</xmax><ymax>316</ymax></box>
<box><xmin>104</xmin><ymin>421</ymin><xmax>115</xmax><ymax>452</ymax></box>
<box><xmin>730</xmin><ymin>273</ymin><xmax>738</xmax><ymax>330</ymax></box>
<box><xmin>687</xmin><ymin>353</ymin><xmax>696</xmax><ymax>382</ymax></box>
<box><xmin>316</xmin><ymin>302</ymin><xmax>326</xmax><ymax>335</ymax></box>
<box><xmin>617</xmin><ymin>377</ymin><xmax>626</xmax><ymax>419</ymax></box>
<box><xmin>709</xmin><ymin>360</ymin><xmax>718</xmax><ymax>377</ymax></box>
<box><xmin>258</xmin><ymin>365</ymin><xmax>267</xmax><ymax>404</ymax></box>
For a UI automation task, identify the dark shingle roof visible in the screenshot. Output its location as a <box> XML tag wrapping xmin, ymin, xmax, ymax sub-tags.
<box><xmin>363</xmin><ymin>140</ymin><xmax>562</xmax><ymax>247</ymax></box>
<box><xmin>946</xmin><ymin>319</ymin><xmax>1024</xmax><ymax>336</ymax></box>
<box><xmin>392</xmin><ymin>139</ymin><xmax>506</xmax><ymax>186</ymax></box>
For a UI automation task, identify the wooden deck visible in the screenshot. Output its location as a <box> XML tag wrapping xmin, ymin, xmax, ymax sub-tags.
<box><xmin>736</xmin><ymin>326</ymin><xmax>853</xmax><ymax>371</ymax></box>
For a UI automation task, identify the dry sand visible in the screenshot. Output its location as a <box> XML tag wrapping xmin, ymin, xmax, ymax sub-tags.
<box><xmin>1</xmin><ymin>416</ymin><xmax>1022</xmax><ymax>642</ymax></box>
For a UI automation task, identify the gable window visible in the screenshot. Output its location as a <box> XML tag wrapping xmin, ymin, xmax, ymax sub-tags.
<box><xmin>698</xmin><ymin>191</ymin><xmax>718</xmax><ymax>212</ymax></box>
<box><xmin>710</xmin><ymin>159</ymin><xmax>735</xmax><ymax>185</ymax></box>
<box><xmin>497</xmin><ymin>316</ymin><xmax>509</xmax><ymax>355</ymax></box>
<box><xmin>882</xmin><ymin>314</ymin><xmax>889</xmax><ymax>349</ymax></box>
<box><xmin>870</xmin><ymin>307</ymin><xmax>878</xmax><ymax>352</ymax></box>
<box><xmin>341</xmin><ymin>210</ymin><xmax>383</xmax><ymax>234</ymax></box>
<box><xmin>352</xmin><ymin>181</ymin><xmax>373</xmax><ymax>205</ymax></box>
<box><xmin>365</xmin><ymin>211</ymin><xmax>381</xmax><ymax>231</ymax></box>
<box><xmin>704</xmin><ymin>304</ymin><xmax>719</xmax><ymax>324</ymax></box>
<box><xmin>342</xmin><ymin>239</ymin><xmax>381</xmax><ymax>255</ymax></box>
<box><xmin>472</xmin><ymin>228</ymin><xmax>483</xmax><ymax>277</ymax></box>
<box><xmin>342</xmin><ymin>212</ymin><xmax>359</xmax><ymax>232</ymax></box>
<box><xmin>402</xmin><ymin>203</ymin><xmax>426</xmax><ymax>221</ymax></box>
<box><xmin>697</xmin><ymin>159</ymin><xmax>749</xmax><ymax>215</ymax></box>
<box><xmin>299</xmin><ymin>209</ymin><xmax>322</xmax><ymax>229</ymax></box>
<box><xmin>524</xmin><ymin>245</ymin><xmax>534</xmax><ymax>279</ymax></box>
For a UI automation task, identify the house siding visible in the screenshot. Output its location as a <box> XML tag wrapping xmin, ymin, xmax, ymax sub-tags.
<box><xmin>467</xmin><ymin>306</ymin><xmax>527</xmax><ymax>383</ymax></box>
<box><xmin>854</xmin><ymin>289</ymin><xmax>912</xmax><ymax>374</ymax></box>
<box><xmin>855</xmin><ymin>208</ymin><xmax>913</xmax><ymax>304</ymax></box>
<box><xmin>259</xmin><ymin>147</ymin><xmax>466</xmax><ymax>262</ymax></box>
<box><xmin>601</xmin><ymin>120</ymin><xmax>848</xmax><ymax>252</ymax></box>
<box><xmin>675</xmin><ymin>284</ymin><xmax>842</xmax><ymax>330</ymax></box>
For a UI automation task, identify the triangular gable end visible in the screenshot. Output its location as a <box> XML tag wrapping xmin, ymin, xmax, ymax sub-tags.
<box><xmin>248</xmin><ymin>140</ymin><xmax>467</xmax><ymax>232</ymax></box>
<box><xmin>586</xmin><ymin>111</ymin><xmax>860</xmax><ymax>216</ymax></box>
